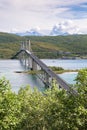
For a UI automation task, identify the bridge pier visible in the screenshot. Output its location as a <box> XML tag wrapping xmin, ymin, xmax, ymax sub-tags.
<box><xmin>19</xmin><ymin>51</ymin><xmax>25</xmax><ymax>64</ymax></box>
<box><xmin>32</xmin><ymin>60</ymin><xmax>37</xmax><ymax>70</ymax></box>
<box><xmin>27</xmin><ymin>57</ymin><xmax>32</xmax><ymax>69</ymax></box>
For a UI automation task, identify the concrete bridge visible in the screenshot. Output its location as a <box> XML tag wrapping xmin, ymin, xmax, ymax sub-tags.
<box><xmin>12</xmin><ymin>40</ymin><xmax>76</xmax><ymax>94</ymax></box>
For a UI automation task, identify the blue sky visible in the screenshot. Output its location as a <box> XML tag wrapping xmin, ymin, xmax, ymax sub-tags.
<box><xmin>0</xmin><ymin>0</ymin><xmax>87</xmax><ymax>33</ymax></box>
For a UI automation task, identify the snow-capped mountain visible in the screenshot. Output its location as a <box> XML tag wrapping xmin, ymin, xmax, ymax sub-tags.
<box><xmin>16</xmin><ymin>28</ymin><xmax>43</xmax><ymax>36</ymax></box>
<box><xmin>15</xmin><ymin>20</ymin><xmax>83</xmax><ymax>36</ymax></box>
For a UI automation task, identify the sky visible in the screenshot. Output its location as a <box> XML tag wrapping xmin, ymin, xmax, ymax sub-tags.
<box><xmin>0</xmin><ymin>0</ymin><xmax>87</xmax><ymax>33</ymax></box>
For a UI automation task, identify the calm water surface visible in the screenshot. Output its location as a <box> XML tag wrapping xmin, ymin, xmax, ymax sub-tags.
<box><xmin>0</xmin><ymin>59</ymin><xmax>87</xmax><ymax>92</ymax></box>
<box><xmin>58</xmin><ymin>72</ymin><xmax>77</xmax><ymax>84</ymax></box>
<box><xmin>41</xmin><ymin>59</ymin><xmax>87</xmax><ymax>84</ymax></box>
<box><xmin>0</xmin><ymin>60</ymin><xmax>45</xmax><ymax>92</ymax></box>
<box><xmin>41</xmin><ymin>59</ymin><xmax>87</xmax><ymax>70</ymax></box>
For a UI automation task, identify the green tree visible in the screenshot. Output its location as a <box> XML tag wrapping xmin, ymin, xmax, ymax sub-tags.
<box><xmin>0</xmin><ymin>77</ymin><xmax>21</xmax><ymax>130</ymax></box>
<box><xmin>75</xmin><ymin>68</ymin><xmax>87</xmax><ymax>129</ymax></box>
<box><xmin>16</xmin><ymin>86</ymin><xmax>46</xmax><ymax>130</ymax></box>
<box><xmin>0</xmin><ymin>68</ymin><xmax>87</xmax><ymax>130</ymax></box>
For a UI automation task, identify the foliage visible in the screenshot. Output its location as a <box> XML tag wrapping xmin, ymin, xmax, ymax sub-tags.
<box><xmin>26</xmin><ymin>35</ymin><xmax>87</xmax><ymax>57</ymax></box>
<box><xmin>0</xmin><ymin>32</ymin><xmax>87</xmax><ymax>58</ymax></box>
<box><xmin>0</xmin><ymin>77</ymin><xmax>21</xmax><ymax>129</ymax></box>
<box><xmin>75</xmin><ymin>68</ymin><xmax>87</xmax><ymax>109</ymax></box>
<box><xmin>0</xmin><ymin>69</ymin><xmax>87</xmax><ymax>130</ymax></box>
<box><xmin>0</xmin><ymin>32</ymin><xmax>24</xmax><ymax>59</ymax></box>
<box><xmin>49</xmin><ymin>66</ymin><xmax>64</xmax><ymax>71</ymax></box>
<box><xmin>49</xmin><ymin>66</ymin><xmax>64</xmax><ymax>73</ymax></box>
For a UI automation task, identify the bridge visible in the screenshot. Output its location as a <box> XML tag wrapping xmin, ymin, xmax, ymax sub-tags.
<box><xmin>12</xmin><ymin>40</ymin><xmax>76</xmax><ymax>94</ymax></box>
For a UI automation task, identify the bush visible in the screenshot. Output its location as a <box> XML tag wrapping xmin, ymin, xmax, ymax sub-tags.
<box><xmin>0</xmin><ymin>69</ymin><xmax>87</xmax><ymax>130</ymax></box>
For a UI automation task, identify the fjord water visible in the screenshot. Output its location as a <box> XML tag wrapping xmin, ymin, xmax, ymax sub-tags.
<box><xmin>0</xmin><ymin>60</ymin><xmax>45</xmax><ymax>92</ymax></box>
<box><xmin>0</xmin><ymin>59</ymin><xmax>87</xmax><ymax>92</ymax></box>
<box><xmin>41</xmin><ymin>59</ymin><xmax>87</xmax><ymax>70</ymax></box>
<box><xmin>41</xmin><ymin>59</ymin><xmax>87</xmax><ymax>84</ymax></box>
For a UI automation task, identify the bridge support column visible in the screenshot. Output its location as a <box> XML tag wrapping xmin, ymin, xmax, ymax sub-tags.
<box><xmin>32</xmin><ymin>60</ymin><xmax>37</xmax><ymax>70</ymax></box>
<box><xmin>19</xmin><ymin>51</ymin><xmax>25</xmax><ymax>64</ymax></box>
<box><xmin>21</xmin><ymin>42</ymin><xmax>26</xmax><ymax>50</ymax></box>
<box><xmin>23</xmin><ymin>40</ymin><xmax>31</xmax><ymax>51</ymax></box>
<box><xmin>27</xmin><ymin>57</ymin><xmax>32</xmax><ymax>69</ymax></box>
<box><xmin>24</xmin><ymin>57</ymin><xmax>27</xmax><ymax>68</ymax></box>
<box><xmin>27</xmin><ymin>40</ymin><xmax>31</xmax><ymax>52</ymax></box>
<box><xmin>19</xmin><ymin>52</ymin><xmax>22</xmax><ymax>62</ymax></box>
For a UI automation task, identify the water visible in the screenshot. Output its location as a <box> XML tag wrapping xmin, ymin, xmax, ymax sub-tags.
<box><xmin>0</xmin><ymin>59</ymin><xmax>87</xmax><ymax>92</ymax></box>
<box><xmin>0</xmin><ymin>60</ymin><xmax>45</xmax><ymax>92</ymax></box>
<box><xmin>41</xmin><ymin>59</ymin><xmax>87</xmax><ymax>84</ymax></box>
<box><xmin>59</xmin><ymin>72</ymin><xmax>77</xmax><ymax>84</ymax></box>
<box><xmin>41</xmin><ymin>59</ymin><xmax>87</xmax><ymax>70</ymax></box>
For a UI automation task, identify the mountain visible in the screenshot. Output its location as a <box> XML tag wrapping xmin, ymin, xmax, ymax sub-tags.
<box><xmin>15</xmin><ymin>21</ymin><xmax>83</xmax><ymax>36</ymax></box>
<box><xmin>0</xmin><ymin>32</ymin><xmax>87</xmax><ymax>59</ymax></box>
<box><xmin>16</xmin><ymin>29</ymin><xmax>43</xmax><ymax>36</ymax></box>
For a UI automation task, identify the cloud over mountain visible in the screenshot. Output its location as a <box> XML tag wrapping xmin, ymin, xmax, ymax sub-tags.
<box><xmin>16</xmin><ymin>27</ymin><xmax>42</xmax><ymax>36</ymax></box>
<box><xmin>16</xmin><ymin>20</ymin><xmax>83</xmax><ymax>36</ymax></box>
<box><xmin>50</xmin><ymin>20</ymin><xmax>82</xmax><ymax>35</ymax></box>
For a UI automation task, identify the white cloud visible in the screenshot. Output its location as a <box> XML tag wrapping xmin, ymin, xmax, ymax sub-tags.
<box><xmin>50</xmin><ymin>20</ymin><xmax>82</xmax><ymax>35</ymax></box>
<box><xmin>0</xmin><ymin>0</ymin><xmax>87</xmax><ymax>33</ymax></box>
<box><xmin>74</xmin><ymin>19</ymin><xmax>87</xmax><ymax>33</ymax></box>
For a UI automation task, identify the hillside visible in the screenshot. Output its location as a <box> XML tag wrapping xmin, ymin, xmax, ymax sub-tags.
<box><xmin>26</xmin><ymin>35</ymin><xmax>87</xmax><ymax>58</ymax></box>
<box><xmin>0</xmin><ymin>32</ymin><xmax>24</xmax><ymax>58</ymax></box>
<box><xmin>0</xmin><ymin>32</ymin><xmax>87</xmax><ymax>59</ymax></box>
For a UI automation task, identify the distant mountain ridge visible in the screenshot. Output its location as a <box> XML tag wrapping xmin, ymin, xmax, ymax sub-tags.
<box><xmin>16</xmin><ymin>29</ymin><xmax>42</xmax><ymax>36</ymax></box>
<box><xmin>0</xmin><ymin>32</ymin><xmax>87</xmax><ymax>59</ymax></box>
<box><xmin>16</xmin><ymin>28</ymin><xmax>82</xmax><ymax>36</ymax></box>
<box><xmin>15</xmin><ymin>21</ymin><xmax>83</xmax><ymax>36</ymax></box>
